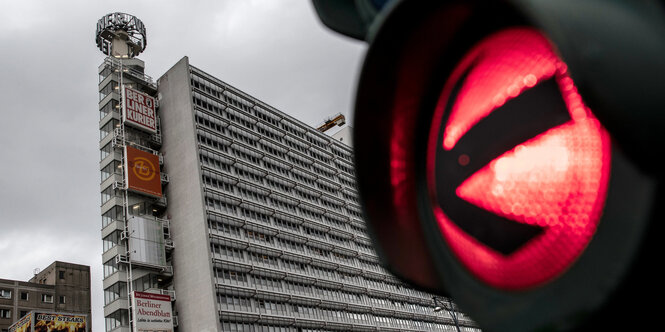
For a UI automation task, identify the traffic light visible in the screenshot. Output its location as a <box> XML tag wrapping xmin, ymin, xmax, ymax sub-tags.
<box><xmin>314</xmin><ymin>1</ymin><xmax>664</xmax><ymax>331</ymax></box>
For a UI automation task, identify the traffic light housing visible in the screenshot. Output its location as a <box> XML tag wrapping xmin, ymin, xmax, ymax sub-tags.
<box><xmin>315</xmin><ymin>1</ymin><xmax>664</xmax><ymax>331</ymax></box>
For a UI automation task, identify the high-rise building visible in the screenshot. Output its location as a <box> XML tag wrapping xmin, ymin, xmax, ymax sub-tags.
<box><xmin>0</xmin><ymin>261</ymin><xmax>91</xmax><ymax>332</ymax></box>
<box><xmin>97</xmin><ymin>12</ymin><xmax>480</xmax><ymax>332</ymax></box>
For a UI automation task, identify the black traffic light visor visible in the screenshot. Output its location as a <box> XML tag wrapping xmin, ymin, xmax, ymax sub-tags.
<box><xmin>354</xmin><ymin>1</ymin><xmax>660</xmax><ymax>331</ymax></box>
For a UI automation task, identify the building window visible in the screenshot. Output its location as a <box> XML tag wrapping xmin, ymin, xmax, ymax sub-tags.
<box><xmin>101</xmin><ymin>184</ymin><xmax>119</xmax><ymax>205</ymax></box>
<box><xmin>99</xmin><ymin>99</ymin><xmax>119</xmax><ymax>120</ymax></box>
<box><xmin>20</xmin><ymin>292</ymin><xmax>28</xmax><ymax>301</ymax></box>
<box><xmin>104</xmin><ymin>282</ymin><xmax>127</xmax><ymax>305</ymax></box>
<box><xmin>98</xmin><ymin>80</ymin><xmax>118</xmax><ymax>101</ymax></box>
<box><xmin>105</xmin><ymin>309</ymin><xmax>128</xmax><ymax>331</ymax></box>
<box><xmin>0</xmin><ymin>290</ymin><xmax>10</xmax><ymax>299</ymax></box>
<box><xmin>100</xmin><ymin>160</ymin><xmax>122</xmax><ymax>183</ymax></box>
<box><xmin>19</xmin><ymin>311</ymin><xmax>28</xmax><ymax>318</ymax></box>
<box><xmin>42</xmin><ymin>294</ymin><xmax>54</xmax><ymax>303</ymax></box>
<box><xmin>0</xmin><ymin>309</ymin><xmax>10</xmax><ymax>319</ymax></box>
<box><xmin>100</xmin><ymin>119</ymin><xmax>118</xmax><ymax>141</ymax></box>
<box><xmin>103</xmin><ymin>231</ymin><xmax>121</xmax><ymax>253</ymax></box>
<box><xmin>59</xmin><ymin>295</ymin><xmax>66</xmax><ymax>304</ymax></box>
<box><xmin>102</xmin><ymin>205</ymin><xmax>124</xmax><ymax>228</ymax></box>
<box><xmin>100</xmin><ymin>142</ymin><xmax>113</xmax><ymax>161</ymax></box>
<box><xmin>59</xmin><ymin>270</ymin><xmax>66</xmax><ymax>280</ymax></box>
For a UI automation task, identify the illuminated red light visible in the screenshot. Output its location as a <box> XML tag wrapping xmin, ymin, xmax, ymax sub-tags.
<box><xmin>442</xmin><ymin>29</ymin><xmax>559</xmax><ymax>151</ymax></box>
<box><xmin>428</xmin><ymin>28</ymin><xmax>611</xmax><ymax>289</ymax></box>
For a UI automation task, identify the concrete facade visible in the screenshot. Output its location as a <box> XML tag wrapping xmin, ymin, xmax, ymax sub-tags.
<box><xmin>157</xmin><ymin>57</ymin><xmax>219</xmax><ymax>332</ymax></box>
<box><xmin>153</xmin><ymin>56</ymin><xmax>479</xmax><ymax>332</ymax></box>
<box><xmin>331</xmin><ymin>127</ymin><xmax>353</xmax><ymax>147</ymax></box>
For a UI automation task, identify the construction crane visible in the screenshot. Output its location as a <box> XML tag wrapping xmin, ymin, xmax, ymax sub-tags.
<box><xmin>316</xmin><ymin>113</ymin><xmax>346</xmax><ymax>133</ymax></box>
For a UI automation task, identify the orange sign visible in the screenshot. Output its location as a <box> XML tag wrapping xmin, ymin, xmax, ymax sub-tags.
<box><xmin>125</xmin><ymin>146</ymin><xmax>162</xmax><ymax>197</ymax></box>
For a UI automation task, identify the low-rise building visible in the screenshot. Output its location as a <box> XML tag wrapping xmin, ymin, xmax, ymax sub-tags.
<box><xmin>0</xmin><ymin>261</ymin><xmax>91</xmax><ymax>332</ymax></box>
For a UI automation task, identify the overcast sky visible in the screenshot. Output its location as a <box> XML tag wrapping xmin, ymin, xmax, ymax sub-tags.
<box><xmin>0</xmin><ymin>1</ymin><xmax>365</xmax><ymax>330</ymax></box>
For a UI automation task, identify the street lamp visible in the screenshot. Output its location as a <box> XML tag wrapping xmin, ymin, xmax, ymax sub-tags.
<box><xmin>433</xmin><ymin>296</ymin><xmax>461</xmax><ymax>332</ymax></box>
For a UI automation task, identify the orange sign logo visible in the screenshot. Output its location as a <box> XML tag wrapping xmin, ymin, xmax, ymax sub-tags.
<box><xmin>125</xmin><ymin>146</ymin><xmax>162</xmax><ymax>197</ymax></box>
<box><xmin>132</xmin><ymin>157</ymin><xmax>157</xmax><ymax>181</ymax></box>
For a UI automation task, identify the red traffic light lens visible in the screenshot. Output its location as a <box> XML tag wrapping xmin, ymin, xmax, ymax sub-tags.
<box><xmin>428</xmin><ymin>28</ymin><xmax>612</xmax><ymax>290</ymax></box>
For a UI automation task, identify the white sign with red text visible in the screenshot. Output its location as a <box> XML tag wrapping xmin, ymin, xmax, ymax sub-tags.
<box><xmin>122</xmin><ymin>86</ymin><xmax>157</xmax><ymax>134</ymax></box>
<box><xmin>131</xmin><ymin>291</ymin><xmax>173</xmax><ymax>332</ymax></box>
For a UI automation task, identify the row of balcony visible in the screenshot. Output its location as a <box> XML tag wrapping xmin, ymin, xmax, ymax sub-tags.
<box><xmin>189</xmin><ymin>70</ymin><xmax>354</xmax><ymax>161</ymax></box>
<box><xmin>210</xmin><ymin>250</ymin><xmax>437</xmax><ymax>312</ymax></box>
<box><xmin>217</xmin><ymin>305</ymin><xmax>476</xmax><ymax>331</ymax></box>
<box><xmin>214</xmin><ymin>276</ymin><xmax>449</xmax><ymax>322</ymax></box>
<box><xmin>205</xmin><ymin>192</ymin><xmax>371</xmax><ymax>248</ymax></box>
<box><xmin>209</xmin><ymin>223</ymin><xmax>381</xmax><ymax>274</ymax></box>
<box><xmin>196</xmin><ymin>129</ymin><xmax>360</xmax><ymax>205</ymax></box>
